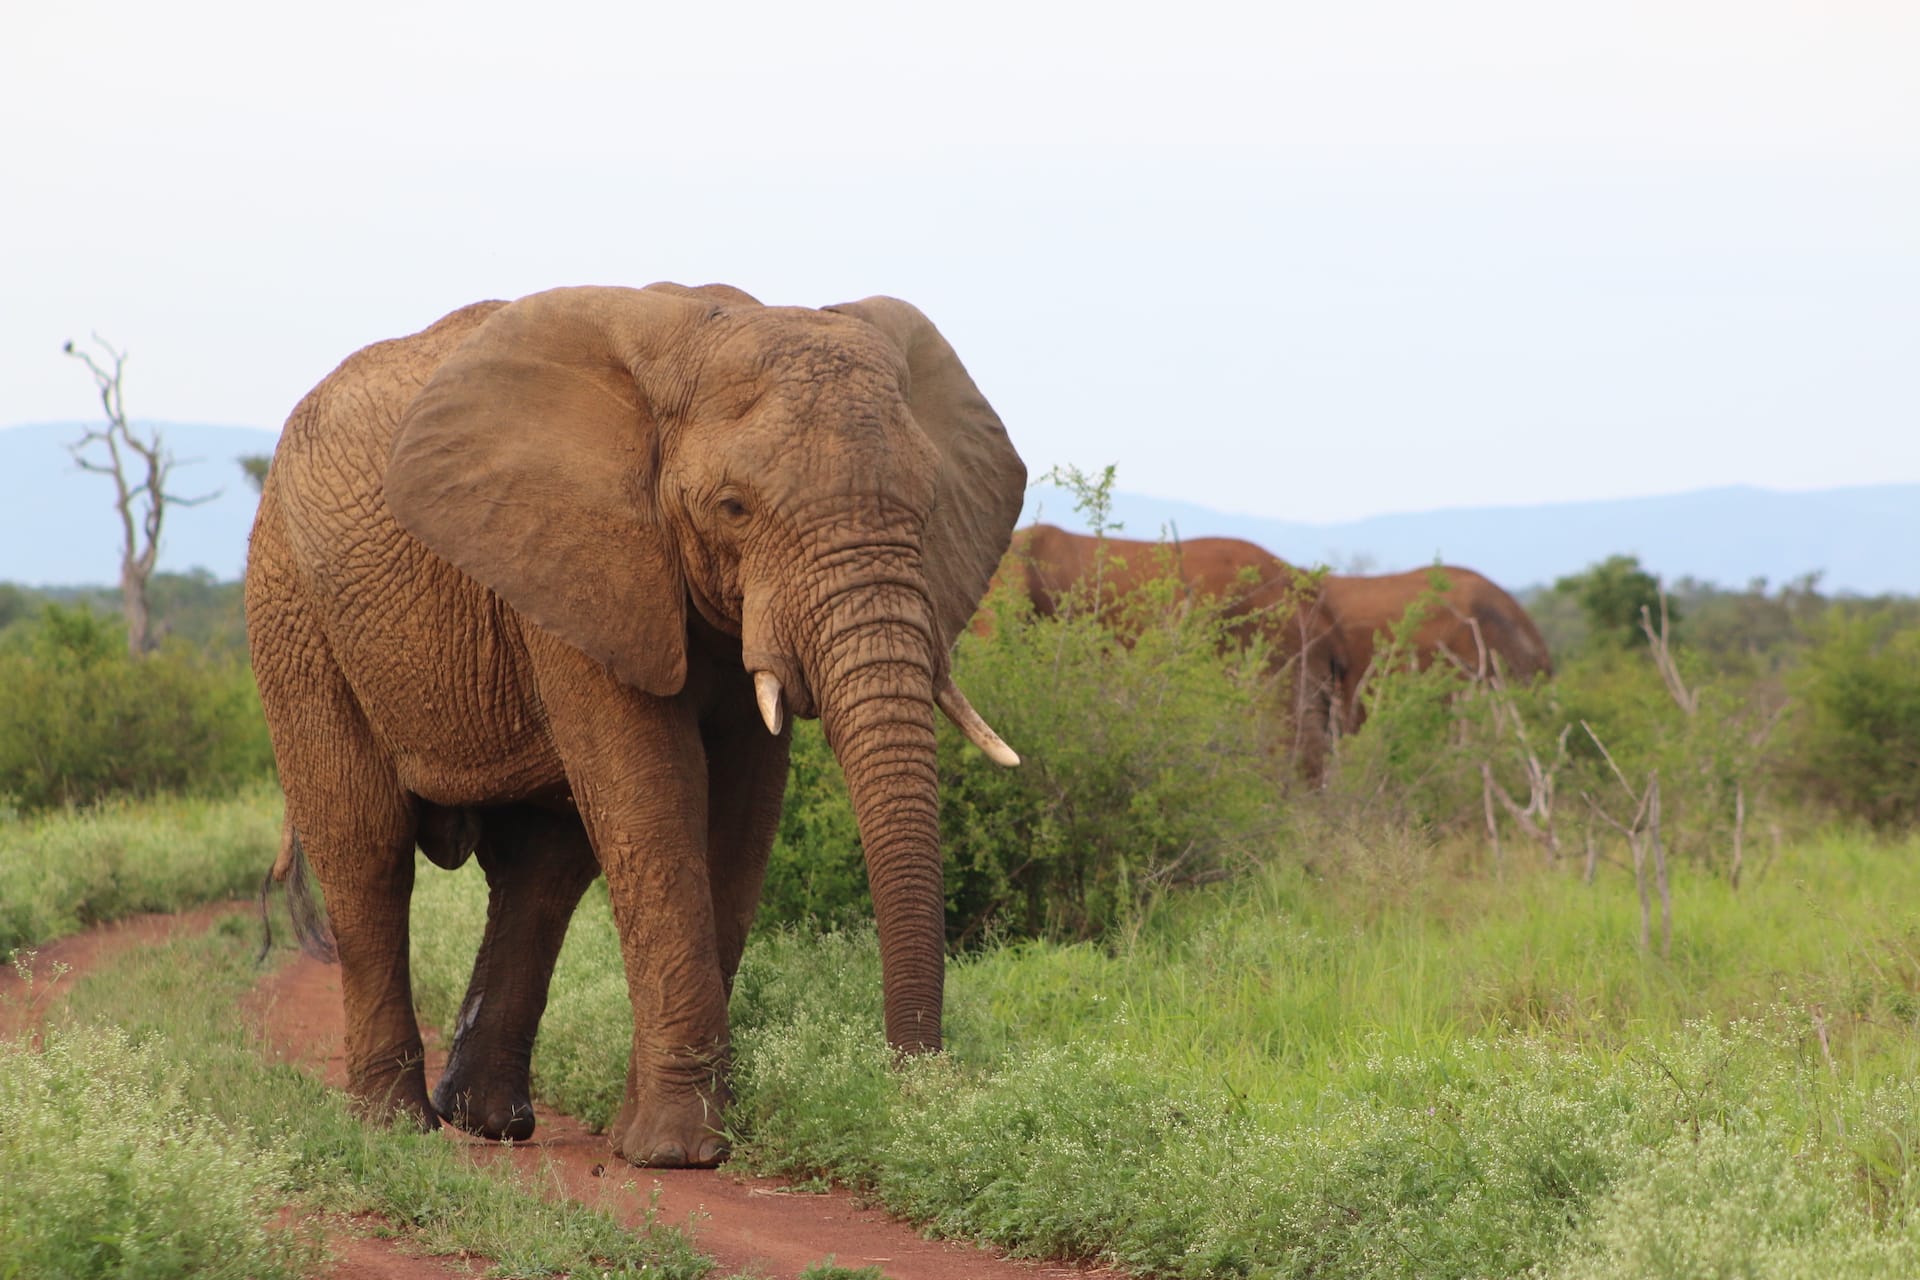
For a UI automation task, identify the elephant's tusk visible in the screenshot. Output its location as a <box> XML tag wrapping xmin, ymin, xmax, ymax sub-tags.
<box><xmin>935</xmin><ymin>675</ymin><xmax>1020</xmax><ymax>767</ymax></box>
<box><xmin>753</xmin><ymin>670</ymin><xmax>784</xmax><ymax>736</ymax></box>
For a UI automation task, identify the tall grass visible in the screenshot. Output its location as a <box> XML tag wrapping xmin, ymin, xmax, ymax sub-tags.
<box><xmin>409</xmin><ymin>830</ymin><xmax>1920</xmax><ymax>1278</ymax></box>
<box><xmin>0</xmin><ymin>783</ymin><xmax>281</xmax><ymax>959</ymax></box>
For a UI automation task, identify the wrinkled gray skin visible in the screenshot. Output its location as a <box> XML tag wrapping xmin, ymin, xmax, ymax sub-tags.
<box><xmin>245</xmin><ymin>283</ymin><xmax>1026</xmax><ymax>1167</ymax></box>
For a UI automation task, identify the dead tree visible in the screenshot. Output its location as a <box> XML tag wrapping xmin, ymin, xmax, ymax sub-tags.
<box><xmin>1582</xmin><ymin>720</ymin><xmax>1671</xmax><ymax>959</ymax></box>
<box><xmin>1639</xmin><ymin>593</ymin><xmax>1698</xmax><ymax>718</ymax></box>
<box><xmin>1460</xmin><ymin>618</ymin><xmax>1569</xmax><ymax>865</ymax></box>
<box><xmin>1638</xmin><ymin>591</ymin><xmax>1777</xmax><ymax>888</ymax></box>
<box><xmin>63</xmin><ymin>336</ymin><xmax>218</xmax><ymax>657</ymax></box>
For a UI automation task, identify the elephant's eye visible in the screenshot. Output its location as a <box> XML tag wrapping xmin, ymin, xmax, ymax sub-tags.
<box><xmin>717</xmin><ymin>496</ymin><xmax>751</xmax><ymax>522</ymax></box>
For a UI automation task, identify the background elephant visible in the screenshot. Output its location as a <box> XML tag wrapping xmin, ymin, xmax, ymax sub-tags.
<box><xmin>1322</xmin><ymin>565</ymin><xmax>1552</xmax><ymax>732</ymax></box>
<box><xmin>246</xmin><ymin>282</ymin><xmax>1026</xmax><ymax>1168</ymax></box>
<box><xmin>990</xmin><ymin>524</ymin><xmax>1349</xmax><ymax>782</ymax></box>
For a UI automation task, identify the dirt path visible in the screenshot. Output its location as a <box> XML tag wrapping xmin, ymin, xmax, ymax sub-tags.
<box><xmin>5</xmin><ymin>908</ymin><xmax>1122</xmax><ymax>1279</ymax></box>
<box><xmin>256</xmin><ymin>952</ymin><xmax>1123</xmax><ymax>1280</ymax></box>
<box><xmin>0</xmin><ymin>903</ymin><xmax>249</xmax><ymax>1043</ymax></box>
<box><xmin>2</xmin><ymin>905</ymin><xmax>478</xmax><ymax>1280</ymax></box>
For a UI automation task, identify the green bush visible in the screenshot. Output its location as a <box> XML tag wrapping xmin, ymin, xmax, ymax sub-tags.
<box><xmin>1788</xmin><ymin>610</ymin><xmax>1920</xmax><ymax>827</ymax></box>
<box><xmin>0</xmin><ymin>605</ymin><xmax>273</xmax><ymax>811</ymax></box>
<box><xmin>759</xmin><ymin>721</ymin><xmax>868</xmax><ymax>933</ymax></box>
<box><xmin>761</xmin><ymin>558</ymin><xmax>1292</xmax><ymax>946</ymax></box>
<box><xmin>0</xmin><ymin>1026</ymin><xmax>311</xmax><ymax>1279</ymax></box>
<box><xmin>1554</xmin><ymin>554</ymin><xmax>1675</xmax><ymax>650</ymax></box>
<box><xmin>1323</xmin><ymin>571</ymin><xmax>1782</xmax><ymax>882</ymax></box>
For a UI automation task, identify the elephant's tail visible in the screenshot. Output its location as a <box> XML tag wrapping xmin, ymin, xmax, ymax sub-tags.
<box><xmin>256</xmin><ymin>822</ymin><xmax>339</xmax><ymax>966</ymax></box>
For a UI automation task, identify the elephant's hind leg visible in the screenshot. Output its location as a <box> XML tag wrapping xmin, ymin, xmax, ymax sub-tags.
<box><xmin>431</xmin><ymin>805</ymin><xmax>600</xmax><ymax>1141</ymax></box>
<box><xmin>281</xmin><ymin>743</ymin><xmax>433</xmax><ymax>1130</ymax></box>
<box><xmin>251</xmin><ymin>598</ymin><xmax>434</xmax><ymax>1127</ymax></box>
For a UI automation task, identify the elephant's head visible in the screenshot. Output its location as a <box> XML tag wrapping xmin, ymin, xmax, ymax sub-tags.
<box><xmin>382</xmin><ymin>283</ymin><xmax>1026</xmax><ymax>1054</ymax></box>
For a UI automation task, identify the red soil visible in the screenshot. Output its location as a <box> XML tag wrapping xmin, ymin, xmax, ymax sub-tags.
<box><xmin>254</xmin><ymin>952</ymin><xmax>1123</xmax><ymax>1280</ymax></box>
<box><xmin>255</xmin><ymin>951</ymin><xmax>1121</xmax><ymax>1280</ymax></box>
<box><xmin>4</xmin><ymin>905</ymin><xmax>1125</xmax><ymax>1279</ymax></box>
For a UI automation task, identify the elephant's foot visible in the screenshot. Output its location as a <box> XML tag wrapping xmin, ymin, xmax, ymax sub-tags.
<box><xmin>432</xmin><ymin>1064</ymin><xmax>536</xmax><ymax>1142</ymax></box>
<box><xmin>348</xmin><ymin>1046</ymin><xmax>438</xmax><ymax>1133</ymax></box>
<box><xmin>609</xmin><ymin>1085</ymin><xmax>730</xmax><ymax>1168</ymax></box>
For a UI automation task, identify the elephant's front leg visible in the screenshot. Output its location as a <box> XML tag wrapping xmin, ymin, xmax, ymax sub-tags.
<box><xmin>595</xmin><ymin>766</ymin><xmax>731</xmax><ymax>1167</ymax></box>
<box><xmin>431</xmin><ymin>805</ymin><xmax>600</xmax><ymax>1141</ymax></box>
<box><xmin>539</xmin><ymin>657</ymin><xmax>730</xmax><ymax>1168</ymax></box>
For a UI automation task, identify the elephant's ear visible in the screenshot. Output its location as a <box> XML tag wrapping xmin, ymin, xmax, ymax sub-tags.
<box><xmin>386</xmin><ymin>285</ymin><xmax>710</xmax><ymax>697</ymax></box>
<box><xmin>825</xmin><ymin>296</ymin><xmax>1027</xmax><ymax>657</ymax></box>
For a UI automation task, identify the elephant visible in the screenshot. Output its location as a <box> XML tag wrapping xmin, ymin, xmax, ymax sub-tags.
<box><xmin>1320</xmin><ymin>565</ymin><xmax>1552</xmax><ymax>732</ymax></box>
<box><xmin>245</xmin><ymin>282</ymin><xmax>1027</xmax><ymax>1168</ymax></box>
<box><xmin>987</xmin><ymin>524</ymin><xmax>1349</xmax><ymax>782</ymax></box>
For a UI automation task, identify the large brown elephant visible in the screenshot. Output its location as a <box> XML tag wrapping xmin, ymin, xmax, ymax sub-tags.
<box><xmin>991</xmin><ymin>524</ymin><xmax>1349</xmax><ymax>781</ymax></box>
<box><xmin>245</xmin><ymin>283</ymin><xmax>1026</xmax><ymax>1168</ymax></box>
<box><xmin>1321</xmin><ymin>565</ymin><xmax>1552</xmax><ymax>730</ymax></box>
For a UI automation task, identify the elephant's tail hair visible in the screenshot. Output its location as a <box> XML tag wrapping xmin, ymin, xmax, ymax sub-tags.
<box><xmin>256</xmin><ymin>825</ymin><xmax>338</xmax><ymax>967</ymax></box>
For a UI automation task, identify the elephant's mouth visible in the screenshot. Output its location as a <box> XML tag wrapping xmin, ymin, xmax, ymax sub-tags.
<box><xmin>684</xmin><ymin>580</ymin><xmax>744</xmax><ymax>640</ymax></box>
<box><xmin>743</xmin><ymin>654</ymin><xmax>1014</xmax><ymax>766</ymax></box>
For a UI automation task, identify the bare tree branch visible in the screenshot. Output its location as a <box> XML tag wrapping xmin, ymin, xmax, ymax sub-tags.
<box><xmin>1639</xmin><ymin>592</ymin><xmax>1698</xmax><ymax>718</ymax></box>
<box><xmin>62</xmin><ymin>336</ymin><xmax>220</xmax><ymax>656</ymax></box>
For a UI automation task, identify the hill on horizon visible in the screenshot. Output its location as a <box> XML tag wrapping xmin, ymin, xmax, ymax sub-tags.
<box><xmin>3</xmin><ymin>421</ymin><xmax>1913</xmax><ymax>594</ymax></box>
<box><xmin>1021</xmin><ymin>482</ymin><xmax>1920</xmax><ymax>596</ymax></box>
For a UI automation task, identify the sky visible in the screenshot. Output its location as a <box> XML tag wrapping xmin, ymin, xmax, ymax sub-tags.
<box><xmin>3</xmin><ymin>0</ymin><xmax>1915</xmax><ymax>524</ymax></box>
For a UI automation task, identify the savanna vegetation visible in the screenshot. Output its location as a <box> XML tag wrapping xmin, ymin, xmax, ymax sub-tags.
<box><xmin>4</xmin><ymin>911</ymin><xmax>716</xmax><ymax>1279</ymax></box>
<box><xmin>9</xmin><ymin>472</ymin><xmax>1920</xmax><ymax>1275</ymax></box>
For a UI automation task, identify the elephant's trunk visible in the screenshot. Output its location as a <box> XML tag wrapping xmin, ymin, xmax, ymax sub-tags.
<box><xmin>791</xmin><ymin>574</ymin><xmax>947</xmax><ymax>1055</ymax></box>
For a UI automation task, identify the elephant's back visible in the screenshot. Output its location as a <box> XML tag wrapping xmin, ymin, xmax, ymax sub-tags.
<box><xmin>1460</xmin><ymin>579</ymin><xmax>1552</xmax><ymax>677</ymax></box>
<box><xmin>248</xmin><ymin>300</ymin><xmax>561</xmax><ymax>796</ymax></box>
<box><xmin>270</xmin><ymin>301</ymin><xmax>509</xmax><ymax>519</ymax></box>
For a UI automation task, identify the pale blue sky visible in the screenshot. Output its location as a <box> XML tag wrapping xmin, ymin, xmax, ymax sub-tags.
<box><xmin>3</xmin><ymin>0</ymin><xmax>1914</xmax><ymax>522</ymax></box>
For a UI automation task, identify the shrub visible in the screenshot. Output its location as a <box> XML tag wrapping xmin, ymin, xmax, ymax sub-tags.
<box><xmin>760</xmin><ymin>556</ymin><xmax>1292</xmax><ymax>945</ymax></box>
<box><xmin>1554</xmin><ymin>554</ymin><xmax>1675</xmax><ymax>650</ymax></box>
<box><xmin>759</xmin><ymin>722</ymin><xmax>868</xmax><ymax>933</ymax></box>
<box><xmin>0</xmin><ymin>1026</ymin><xmax>311</xmax><ymax>1279</ymax></box>
<box><xmin>1788</xmin><ymin>610</ymin><xmax>1920</xmax><ymax>827</ymax></box>
<box><xmin>0</xmin><ymin>605</ymin><xmax>273</xmax><ymax>810</ymax></box>
<box><xmin>1327</xmin><ymin>602</ymin><xmax>1780</xmax><ymax>883</ymax></box>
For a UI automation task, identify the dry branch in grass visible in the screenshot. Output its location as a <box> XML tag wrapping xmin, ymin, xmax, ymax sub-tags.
<box><xmin>1639</xmin><ymin>593</ymin><xmax>1698</xmax><ymax>718</ymax></box>
<box><xmin>1462</xmin><ymin>617</ymin><xmax>1568</xmax><ymax>864</ymax></box>
<box><xmin>1581</xmin><ymin>719</ymin><xmax>1672</xmax><ymax>959</ymax></box>
<box><xmin>1639</xmin><ymin>588</ymin><xmax>1781</xmax><ymax>888</ymax></box>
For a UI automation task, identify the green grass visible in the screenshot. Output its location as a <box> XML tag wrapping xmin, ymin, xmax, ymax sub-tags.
<box><xmin>0</xmin><ymin>783</ymin><xmax>281</xmax><ymax>960</ymax></box>
<box><xmin>795</xmin><ymin>1263</ymin><xmax>886</xmax><ymax>1280</ymax></box>
<box><xmin>408</xmin><ymin>828</ymin><xmax>1920</xmax><ymax>1278</ymax></box>
<box><xmin>20</xmin><ymin>910</ymin><xmax>716</xmax><ymax>1280</ymax></box>
<box><xmin>0</xmin><ymin>1024</ymin><xmax>314</xmax><ymax>1280</ymax></box>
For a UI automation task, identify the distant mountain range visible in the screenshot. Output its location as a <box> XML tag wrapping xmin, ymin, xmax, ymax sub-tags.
<box><xmin>1020</xmin><ymin>483</ymin><xmax>1919</xmax><ymax>596</ymax></box>
<box><xmin>3</xmin><ymin>421</ymin><xmax>1913</xmax><ymax>593</ymax></box>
